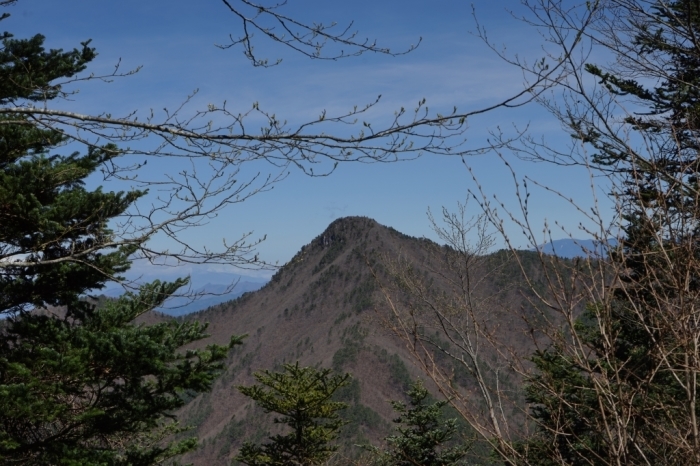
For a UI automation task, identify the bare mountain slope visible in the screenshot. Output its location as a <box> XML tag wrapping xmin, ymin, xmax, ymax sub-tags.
<box><xmin>177</xmin><ymin>216</ymin><xmax>568</xmax><ymax>465</ymax></box>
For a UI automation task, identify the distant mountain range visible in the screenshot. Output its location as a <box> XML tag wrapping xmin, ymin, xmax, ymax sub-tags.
<box><xmin>100</xmin><ymin>269</ymin><xmax>269</xmax><ymax>316</ymax></box>
<box><xmin>533</xmin><ymin>237</ymin><xmax>618</xmax><ymax>259</ymax></box>
<box><xmin>98</xmin><ymin>237</ymin><xmax>608</xmax><ymax>318</ymax></box>
<box><xmin>156</xmin><ymin>280</ymin><xmax>266</xmax><ymax>316</ymax></box>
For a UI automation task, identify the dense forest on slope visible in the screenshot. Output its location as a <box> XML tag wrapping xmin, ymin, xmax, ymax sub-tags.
<box><xmin>174</xmin><ymin>217</ymin><xmax>585</xmax><ymax>465</ymax></box>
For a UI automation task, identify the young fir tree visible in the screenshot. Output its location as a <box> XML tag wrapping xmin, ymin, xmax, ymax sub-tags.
<box><xmin>0</xmin><ymin>21</ymin><xmax>240</xmax><ymax>465</ymax></box>
<box><xmin>518</xmin><ymin>311</ymin><xmax>625</xmax><ymax>465</ymax></box>
<box><xmin>369</xmin><ymin>380</ymin><xmax>468</xmax><ymax>466</ymax></box>
<box><xmin>235</xmin><ymin>362</ymin><xmax>350</xmax><ymax>466</ymax></box>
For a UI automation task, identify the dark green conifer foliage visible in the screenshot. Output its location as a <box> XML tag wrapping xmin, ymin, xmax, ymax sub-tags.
<box><xmin>235</xmin><ymin>362</ymin><xmax>349</xmax><ymax>466</ymax></box>
<box><xmin>0</xmin><ymin>20</ymin><xmax>240</xmax><ymax>465</ymax></box>
<box><xmin>0</xmin><ymin>29</ymin><xmax>133</xmax><ymax>314</ymax></box>
<box><xmin>370</xmin><ymin>380</ymin><xmax>468</xmax><ymax>466</ymax></box>
<box><xmin>517</xmin><ymin>310</ymin><xmax>619</xmax><ymax>465</ymax></box>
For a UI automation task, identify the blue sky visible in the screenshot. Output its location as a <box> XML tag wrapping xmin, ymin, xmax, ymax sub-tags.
<box><xmin>5</xmin><ymin>1</ymin><xmax>612</xmax><ymax>278</ymax></box>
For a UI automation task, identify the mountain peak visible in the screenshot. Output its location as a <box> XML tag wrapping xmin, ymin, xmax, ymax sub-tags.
<box><xmin>318</xmin><ymin>216</ymin><xmax>380</xmax><ymax>244</ymax></box>
<box><xmin>179</xmin><ymin>217</ymin><xmax>557</xmax><ymax>465</ymax></box>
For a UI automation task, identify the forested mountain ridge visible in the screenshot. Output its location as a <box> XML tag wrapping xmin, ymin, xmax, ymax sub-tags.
<box><xmin>177</xmin><ymin>216</ymin><xmax>581</xmax><ymax>465</ymax></box>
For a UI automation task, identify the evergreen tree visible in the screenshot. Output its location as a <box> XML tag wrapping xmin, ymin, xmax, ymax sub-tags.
<box><xmin>235</xmin><ymin>362</ymin><xmax>350</xmax><ymax>466</ymax></box>
<box><xmin>0</xmin><ymin>22</ymin><xmax>241</xmax><ymax>465</ymax></box>
<box><xmin>519</xmin><ymin>0</ymin><xmax>700</xmax><ymax>463</ymax></box>
<box><xmin>370</xmin><ymin>380</ymin><xmax>468</xmax><ymax>466</ymax></box>
<box><xmin>517</xmin><ymin>310</ymin><xmax>630</xmax><ymax>465</ymax></box>
<box><xmin>0</xmin><ymin>29</ymin><xmax>129</xmax><ymax>314</ymax></box>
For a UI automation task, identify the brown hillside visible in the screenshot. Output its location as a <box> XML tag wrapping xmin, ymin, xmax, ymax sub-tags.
<box><xmin>177</xmin><ymin>216</ymin><xmax>574</xmax><ymax>465</ymax></box>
